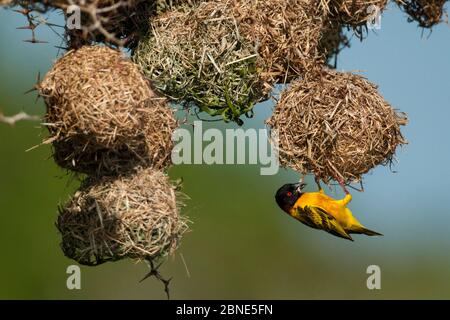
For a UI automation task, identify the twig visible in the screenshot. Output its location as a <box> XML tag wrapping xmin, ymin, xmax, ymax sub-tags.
<box><xmin>0</xmin><ymin>111</ymin><xmax>40</xmax><ymax>126</ymax></box>
<box><xmin>140</xmin><ymin>259</ymin><xmax>172</xmax><ymax>300</ymax></box>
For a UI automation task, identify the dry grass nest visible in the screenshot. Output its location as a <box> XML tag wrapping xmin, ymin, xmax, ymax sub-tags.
<box><xmin>267</xmin><ymin>69</ymin><xmax>408</xmax><ymax>185</ymax></box>
<box><xmin>318</xmin><ymin>19</ymin><xmax>350</xmax><ymax>68</ymax></box>
<box><xmin>57</xmin><ymin>167</ymin><xmax>189</xmax><ymax>266</ymax></box>
<box><xmin>324</xmin><ymin>0</ymin><xmax>388</xmax><ymax>27</ymax></box>
<box><xmin>395</xmin><ymin>0</ymin><xmax>448</xmax><ymax>28</ymax></box>
<box><xmin>39</xmin><ymin>45</ymin><xmax>177</xmax><ymax>176</ymax></box>
<box><xmin>133</xmin><ymin>0</ymin><xmax>326</xmax><ymax>124</ymax></box>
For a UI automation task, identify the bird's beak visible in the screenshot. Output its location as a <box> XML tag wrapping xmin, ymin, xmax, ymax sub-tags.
<box><xmin>295</xmin><ymin>182</ymin><xmax>307</xmax><ymax>192</ymax></box>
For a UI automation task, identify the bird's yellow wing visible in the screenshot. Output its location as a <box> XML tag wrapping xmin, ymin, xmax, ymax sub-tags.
<box><xmin>296</xmin><ymin>205</ymin><xmax>353</xmax><ymax>241</ymax></box>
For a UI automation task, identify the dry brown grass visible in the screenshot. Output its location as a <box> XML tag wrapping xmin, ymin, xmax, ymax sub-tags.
<box><xmin>39</xmin><ymin>46</ymin><xmax>177</xmax><ymax>176</ymax></box>
<box><xmin>11</xmin><ymin>0</ymin><xmax>189</xmax><ymax>48</ymax></box>
<box><xmin>267</xmin><ymin>69</ymin><xmax>408</xmax><ymax>185</ymax></box>
<box><xmin>395</xmin><ymin>0</ymin><xmax>448</xmax><ymax>28</ymax></box>
<box><xmin>234</xmin><ymin>0</ymin><xmax>326</xmax><ymax>84</ymax></box>
<box><xmin>134</xmin><ymin>1</ymin><xmax>263</xmax><ymax>124</ymax></box>
<box><xmin>57</xmin><ymin>167</ymin><xmax>189</xmax><ymax>266</ymax></box>
<box><xmin>134</xmin><ymin>0</ymin><xmax>326</xmax><ymax>124</ymax></box>
<box><xmin>324</xmin><ymin>0</ymin><xmax>389</xmax><ymax>27</ymax></box>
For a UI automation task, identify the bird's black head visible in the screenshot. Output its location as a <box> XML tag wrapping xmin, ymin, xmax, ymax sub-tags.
<box><xmin>275</xmin><ymin>183</ymin><xmax>306</xmax><ymax>213</ymax></box>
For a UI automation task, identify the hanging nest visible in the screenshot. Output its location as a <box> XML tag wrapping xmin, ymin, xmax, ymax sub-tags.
<box><xmin>267</xmin><ymin>69</ymin><xmax>408</xmax><ymax>185</ymax></box>
<box><xmin>133</xmin><ymin>0</ymin><xmax>325</xmax><ymax>124</ymax></box>
<box><xmin>134</xmin><ymin>1</ymin><xmax>263</xmax><ymax>124</ymax></box>
<box><xmin>233</xmin><ymin>0</ymin><xmax>325</xmax><ymax>84</ymax></box>
<box><xmin>57</xmin><ymin>167</ymin><xmax>189</xmax><ymax>266</ymax></box>
<box><xmin>395</xmin><ymin>0</ymin><xmax>448</xmax><ymax>28</ymax></box>
<box><xmin>325</xmin><ymin>0</ymin><xmax>388</xmax><ymax>27</ymax></box>
<box><xmin>39</xmin><ymin>45</ymin><xmax>177</xmax><ymax>176</ymax></box>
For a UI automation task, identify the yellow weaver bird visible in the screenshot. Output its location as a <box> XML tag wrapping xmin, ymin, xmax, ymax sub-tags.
<box><xmin>275</xmin><ymin>183</ymin><xmax>382</xmax><ymax>241</ymax></box>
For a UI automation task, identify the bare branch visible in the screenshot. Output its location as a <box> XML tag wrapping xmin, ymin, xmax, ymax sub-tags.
<box><xmin>0</xmin><ymin>111</ymin><xmax>41</xmax><ymax>126</ymax></box>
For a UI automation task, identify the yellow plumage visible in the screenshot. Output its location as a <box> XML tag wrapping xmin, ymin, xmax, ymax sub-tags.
<box><xmin>289</xmin><ymin>189</ymin><xmax>381</xmax><ymax>241</ymax></box>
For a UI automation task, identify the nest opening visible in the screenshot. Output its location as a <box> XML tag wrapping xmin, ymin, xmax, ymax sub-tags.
<box><xmin>267</xmin><ymin>69</ymin><xmax>408</xmax><ymax>185</ymax></box>
<box><xmin>39</xmin><ymin>46</ymin><xmax>177</xmax><ymax>176</ymax></box>
<box><xmin>57</xmin><ymin>168</ymin><xmax>189</xmax><ymax>266</ymax></box>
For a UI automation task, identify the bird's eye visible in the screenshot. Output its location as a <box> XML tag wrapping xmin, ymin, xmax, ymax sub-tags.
<box><xmin>286</xmin><ymin>191</ymin><xmax>292</xmax><ymax>197</ymax></box>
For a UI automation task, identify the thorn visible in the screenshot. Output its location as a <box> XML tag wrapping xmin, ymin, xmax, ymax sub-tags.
<box><xmin>45</xmin><ymin>22</ymin><xmax>65</xmax><ymax>28</ymax></box>
<box><xmin>24</xmin><ymin>86</ymin><xmax>38</xmax><ymax>94</ymax></box>
<box><xmin>13</xmin><ymin>9</ymin><xmax>32</xmax><ymax>15</ymax></box>
<box><xmin>140</xmin><ymin>259</ymin><xmax>172</xmax><ymax>300</ymax></box>
<box><xmin>17</xmin><ymin>24</ymin><xmax>36</xmax><ymax>30</ymax></box>
<box><xmin>23</xmin><ymin>39</ymin><xmax>48</xmax><ymax>44</ymax></box>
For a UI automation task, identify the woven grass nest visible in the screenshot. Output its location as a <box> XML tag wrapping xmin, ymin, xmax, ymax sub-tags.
<box><xmin>57</xmin><ymin>167</ymin><xmax>188</xmax><ymax>266</ymax></box>
<box><xmin>325</xmin><ymin>0</ymin><xmax>388</xmax><ymax>27</ymax></box>
<box><xmin>39</xmin><ymin>45</ymin><xmax>177</xmax><ymax>176</ymax></box>
<box><xmin>133</xmin><ymin>0</ymin><xmax>325</xmax><ymax>124</ymax></box>
<box><xmin>396</xmin><ymin>0</ymin><xmax>448</xmax><ymax>28</ymax></box>
<box><xmin>319</xmin><ymin>19</ymin><xmax>350</xmax><ymax>67</ymax></box>
<box><xmin>267</xmin><ymin>69</ymin><xmax>408</xmax><ymax>185</ymax></box>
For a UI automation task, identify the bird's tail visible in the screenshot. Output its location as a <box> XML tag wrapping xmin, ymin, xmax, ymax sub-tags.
<box><xmin>350</xmin><ymin>226</ymin><xmax>383</xmax><ymax>236</ymax></box>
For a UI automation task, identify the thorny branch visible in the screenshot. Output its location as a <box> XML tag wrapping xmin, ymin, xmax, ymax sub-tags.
<box><xmin>140</xmin><ymin>259</ymin><xmax>172</xmax><ymax>300</ymax></box>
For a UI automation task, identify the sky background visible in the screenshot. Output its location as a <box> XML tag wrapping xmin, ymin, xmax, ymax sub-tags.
<box><xmin>0</xmin><ymin>2</ymin><xmax>450</xmax><ymax>299</ymax></box>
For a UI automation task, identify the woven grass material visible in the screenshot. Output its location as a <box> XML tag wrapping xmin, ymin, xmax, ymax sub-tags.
<box><xmin>57</xmin><ymin>168</ymin><xmax>188</xmax><ymax>266</ymax></box>
<box><xmin>324</xmin><ymin>0</ymin><xmax>388</xmax><ymax>27</ymax></box>
<box><xmin>396</xmin><ymin>0</ymin><xmax>447</xmax><ymax>28</ymax></box>
<box><xmin>267</xmin><ymin>69</ymin><xmax>408</xmax><ymax>185</ymax></box>
<box><xmin>133</xmin><ymin>0</ymin><xmax>326</xmax><ymax>124</ymax></box>
<box><xmin>318</xmin><ymin>19</ymin><xmax>350</xmax><ymax>67</ymax></box>
<box><xmin>39</xmin><ymin>46</ymin><xmax>176</xmax><ymax>175</ymax></box>
<box><xmin>234</xmin><ymin>0</ymin><xmax>325</xmax><ymax>84</ymax></box>
<box><xmin>134</xmin><ymin>1</ymin><xmax>263</xmax><ymax>124</ymax></box>
<box><xmin>0</xmin><ymin>0</ymin><xmax>13</xmax><ymax>5</ymax></box>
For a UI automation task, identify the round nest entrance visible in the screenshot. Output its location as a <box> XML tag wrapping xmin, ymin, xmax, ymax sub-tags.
<box><xmin>57</xmin><ymin>167</ymin><xmax>189</xmax><ymax>266</ymax></box>
<box><xmin>267</xmin><ymin>69</ymin><xmax>408</xmax><ymax>185</ymax></box>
